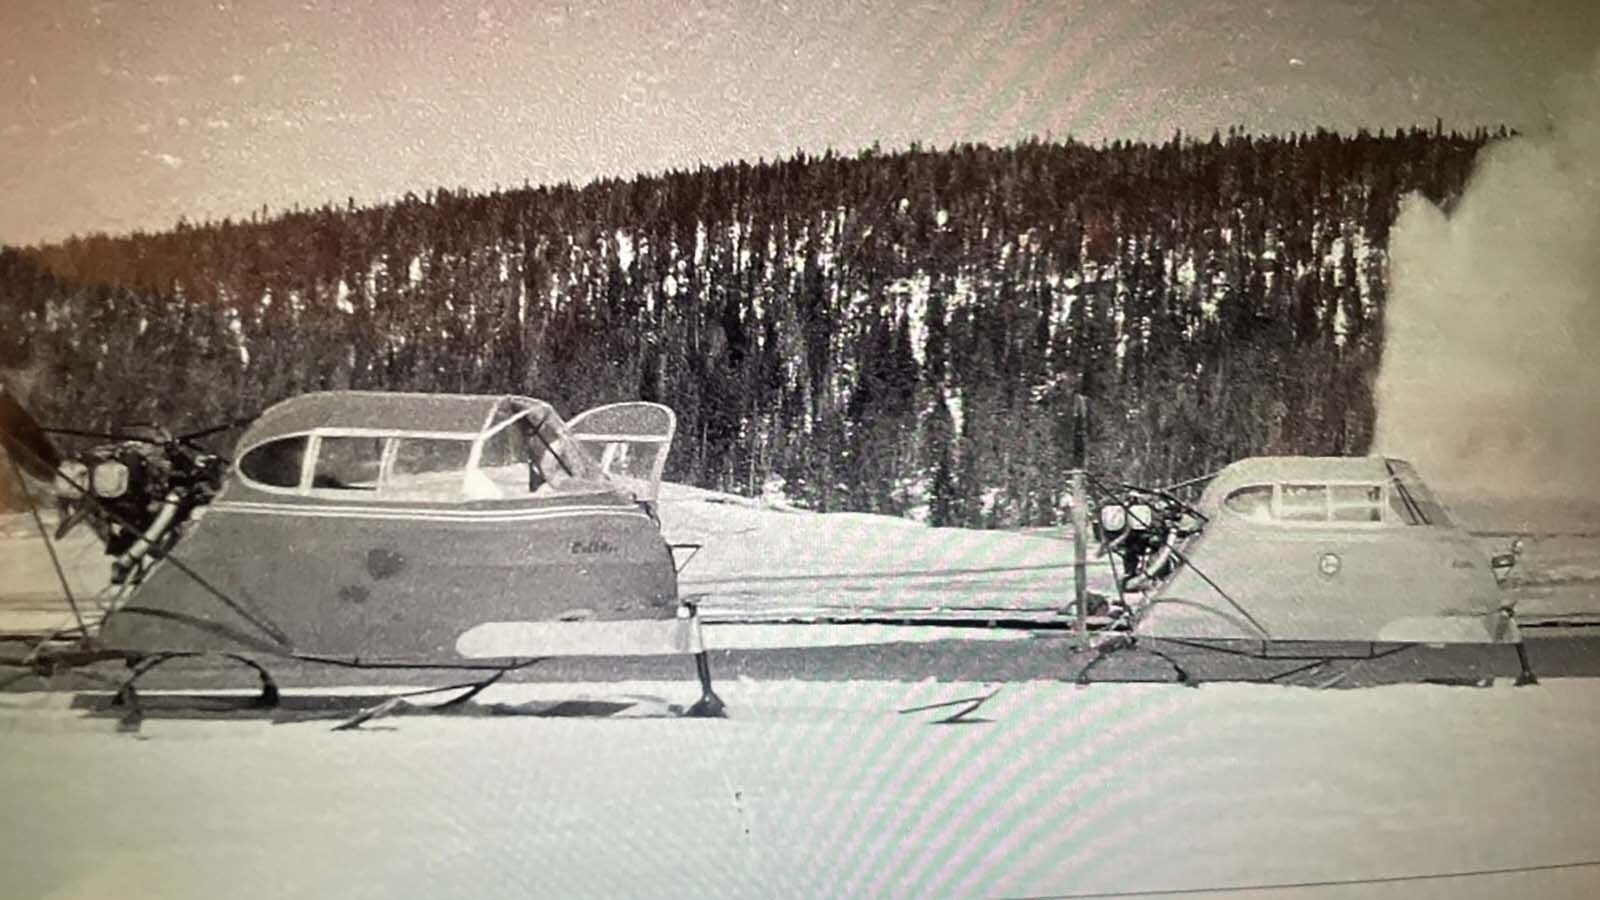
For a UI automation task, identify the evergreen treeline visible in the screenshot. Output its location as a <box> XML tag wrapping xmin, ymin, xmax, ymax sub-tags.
<box><xmin>0</xmin><ymin>127</ymin><xmax>1502</xmax><ymax>526</ymax></box>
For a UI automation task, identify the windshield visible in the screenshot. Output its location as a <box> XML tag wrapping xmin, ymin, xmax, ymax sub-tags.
<box><xmin>1384</xmin><ymin>459</ymin><xmax>1453</xmax><ymax>527</ymax></box>
<box><xmin>476</xmin><ymin>403</ymin><xmax>611</xmax><ymax>497</ymax></box>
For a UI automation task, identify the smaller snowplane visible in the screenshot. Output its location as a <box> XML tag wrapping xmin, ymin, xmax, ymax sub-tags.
<box><xmin>1089</xmin><ymin>455</ymin><xmax>1537</xmax><ymax>684</ymax></box>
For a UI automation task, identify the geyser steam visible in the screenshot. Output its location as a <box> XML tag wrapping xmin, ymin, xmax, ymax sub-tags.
<box><xmin>1373</xmin><ymin>58</ymin><xmax>1600</xmax><ymax>501</ymax></box>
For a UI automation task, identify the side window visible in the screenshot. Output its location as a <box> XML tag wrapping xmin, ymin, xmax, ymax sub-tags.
<box><xmin>384</xmin><ymin>438</ymin><xmax>474</xmax><ymax>499</ymax></box>
<box><xmin>238</xmin><ymin>436</ymin><xmax>308</xmax><ymax>488</ymax></box>
<box><xmin>312</xmin><ymin>436</ymin><xmax>384</xmax><ymax>490</ymax></box>
<box><xmin>479</xmin><ymin>421</ymin><xmax>528</xmax><ymax>470</ymax></box>
<box><xmin>477</xmin><ymin>420</ymin><xmax>533</xmax><ymax>494</ymax></box>
<box><xmin>581</xmin><ymin>438</ymin><xmax>669</xmax><ymax>485</ymax></box>
<box><xmin>1224</xmin><ymin>485</ymin><xmax>1274</xmax><ymax>521</ymax></box>
<box><xmin>1278</xmin><ymin>484</ymin><xmax>1328</xmax><ymax>522</ymax></box>
<box><xmin>1330</xmin><ymin>485</ymin><xmax>1384</xmax><ymax>522</ymax></box>
<box><xmin>391</xmin><ymin>438</ymin><xmax>472</xmax><ymax>479</ymax></box>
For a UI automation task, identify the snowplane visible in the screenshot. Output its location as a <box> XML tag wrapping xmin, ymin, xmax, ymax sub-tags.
<box><xmin>1081</xmin><ymin>455</ymin><xmax>1538</xmax><ymax>685</ymax></box>
<box><xmin>0</xmin><ymin>386</ymin><xmax>1585</xmax><ymax>728</ymax></box>
<box><xmin>0</xmin><ymin>389</ymin><xmax>724</xmax><ymax>723</ymax></box>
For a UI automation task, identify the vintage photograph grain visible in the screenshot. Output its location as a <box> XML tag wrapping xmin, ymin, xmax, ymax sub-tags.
<box><xmin>3</xmin><ymin>2</ymin><xmax>1600</xmax><ymax>898</ymax></box>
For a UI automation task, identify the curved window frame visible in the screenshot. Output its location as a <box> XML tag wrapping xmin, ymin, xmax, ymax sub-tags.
<box><xmin>1221</xmin><ymin>480</ymin><xmax>1399</xmax><ymax>528</ymax></box>
<box><xmin>233</xmin><ymin>414</ymin><xmax>617</xmax><ymax>502</ymax></box>
<box><xmin>235</xmin><ymin>428</ymin><xmax>479</xmax><ymax>499</ymax></box>
<box><xmin>235</xmin><ymin>434</ymin><xmax>314</xmax><ymax>492</ymax></box>
<box><xmin>1222</xmin><ymin>484</ymin><xmax>1275</xmax><ymax>522</ymax></box>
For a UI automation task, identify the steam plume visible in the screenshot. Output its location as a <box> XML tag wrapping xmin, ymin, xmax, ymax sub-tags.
<box><xmin>1374</xmin><ymin>57</ymin><xmax>1600</xmax><ymax>502</ymax></box>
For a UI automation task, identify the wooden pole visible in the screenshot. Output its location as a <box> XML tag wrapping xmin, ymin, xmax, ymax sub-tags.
<box><xmin>1070</xmin><ymin>394</ymin><xmax>1089</xmax><ymax>648</ymax></box>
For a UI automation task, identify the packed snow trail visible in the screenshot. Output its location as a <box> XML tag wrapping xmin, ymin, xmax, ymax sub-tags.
<box><xmin>657</xmin><ymin>483</ymin><xmax>1119</xmax><ymax>621</ymax></box>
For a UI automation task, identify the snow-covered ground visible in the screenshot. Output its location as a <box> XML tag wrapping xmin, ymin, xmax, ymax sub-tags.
<box><xmin>657</xmin><ymin>483</ymin><xmax>1118</xmax><ymax>621</ymax></box>
<box><xmin>4</xmin><ymin>679</ymin><xmax>1600</xmax><ymax>899</ymax></box>
<box><xmin>4</xmin><ymin>487</ymin><xmax>1600</xmax><ymax>897</ymax></box>
<box><xmin>0</xmin><ymin>515</ymin><xmax>113</xmax><ymax>634</ymax></box>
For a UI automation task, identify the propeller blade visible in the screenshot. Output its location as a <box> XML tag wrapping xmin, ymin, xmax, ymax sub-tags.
<box><xmin>0</xmin><ymin>387</ymin><xmax>63</xmax><ymax>482</ymax></box>
<box><xmin>178</xmin><ymin>415</ymin><xmax>255</xmax><ymax>443</ymax></box>
<box><xmin>54</xmin><ymin>500</ymin><xmax>92</xmax><ymax>541</ymax></box>
<box><xmin>41</xmin><ymin>426</ymin><xmax>147</xmax><ymax>443</ymax></box>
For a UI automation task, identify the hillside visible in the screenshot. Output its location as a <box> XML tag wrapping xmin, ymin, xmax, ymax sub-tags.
<box><xmin>1</xmin><ymin>129</ymin><xmax>1507</xmax><ymax>526</ymax></box>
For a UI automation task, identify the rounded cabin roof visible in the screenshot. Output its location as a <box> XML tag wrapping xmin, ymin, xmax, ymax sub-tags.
<box><xmin>1197</xmin><ymin>456</ymin><xmax>1417</xmax><ymax>510</ymax></box>
<box><xmin>235</xmin><ymin>391</ymin><xmax>545</xmax><ymax>452</ymax></box>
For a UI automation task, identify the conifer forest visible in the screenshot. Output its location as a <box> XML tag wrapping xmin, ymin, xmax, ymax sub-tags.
<box><xmin>0</xmin><ymin>127</ymin><xmax>1502</xmax><ymax>526</ymax></box>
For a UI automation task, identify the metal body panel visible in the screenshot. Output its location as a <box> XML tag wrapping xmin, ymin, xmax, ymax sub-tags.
<box><xmin>95</xmin><ymin>390</ymin><xmax>683</xmax><ymax>661</ymax></box>
<box><xmin>98</xmin><ymin>498</ymin><xmax>677</xmax><ymax>658</ymax></box>
<box><xmin>1135</xmin><ymin>456</ymin><xmax>1509</xmax><ymax>644</ymax></box>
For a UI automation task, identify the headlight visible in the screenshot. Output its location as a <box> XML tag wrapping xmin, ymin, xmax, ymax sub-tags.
<box><xmin>1126</xmin><ymin>503</ymin><xmax>1154</xmax><ymax>529</ymax></box>
<box><xmin>1099</xmin><ymin>505</ymin><xmax>1127</xmax><ymax>532</ymax></box>
<box><xmin>91</xmin><ymin>461</ymin><xmax>130</xmax><ymax>498</ymax></box>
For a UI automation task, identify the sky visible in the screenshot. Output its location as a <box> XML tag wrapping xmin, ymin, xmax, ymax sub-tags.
<box><xmin>2</xmin><ymin>0</ymin><xmax>1598</xmax><ymax>247</ymax></box>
